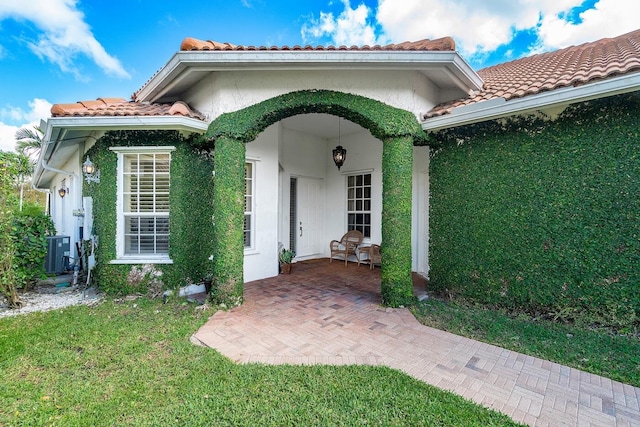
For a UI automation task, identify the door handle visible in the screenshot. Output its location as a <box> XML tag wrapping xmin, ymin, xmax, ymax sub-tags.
<box><xmin>299</xmin><ymin>221</ymin><xmax>303</xmax><ymax>237</ymax></box>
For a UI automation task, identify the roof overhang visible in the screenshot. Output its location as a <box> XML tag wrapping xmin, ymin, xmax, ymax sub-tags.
<box><xmin>135</xmin><ymin>50</ymin><xmax>484</xmax><ymax>104</ymax></box>
<box><xmin>33</xmin><ymin>115</ymin><xmax>208</xmax><ymax>189</ymax></box>
<box><xmin>423</xmin><ymin>72</ymin><xmax>640</xmax><ymax>132</ymax></box>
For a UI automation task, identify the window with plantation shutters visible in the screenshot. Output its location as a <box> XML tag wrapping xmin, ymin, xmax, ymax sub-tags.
<box><xmin>111</xmin><ymin>147</ymin><xmax>174</xmax><ymax>263</ymax></box>
<box><xmin>122</xmin><ymin>152</ymin><xmax>170</xmax><ymax>255</ymax></box>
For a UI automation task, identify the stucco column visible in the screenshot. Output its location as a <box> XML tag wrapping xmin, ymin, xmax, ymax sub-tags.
<box><xmin>381</xmin><ymin>135</ymin><xmax>414</xmax><ymax>307</ymax></box>
<box><xmin>211</xmin><ymin>135</ymin><xmax>246</xmax><ymax>306</ymax></box>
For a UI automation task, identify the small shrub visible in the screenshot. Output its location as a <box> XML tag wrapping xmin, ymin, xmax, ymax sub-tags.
<box><xmin>11</xmin><ymin>206</ymin><xmax>56</xmax><ymax>289</ymax></box>
<box><xmin>126</xmin><ymin>264</ymin><xmax>164</xmax><ymax>298</ymax></box>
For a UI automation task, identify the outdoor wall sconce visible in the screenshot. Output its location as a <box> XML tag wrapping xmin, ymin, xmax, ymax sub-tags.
<box><xmin>58</xmin><ymin>185</ymin><xmax>67</xmax><ymax>198</ymax></box>
<box><xmin>332</xmin><ymin>145</ymin><xmax>347</xmax><ymax>170</ymax></box>
<box><xmin>82</xmin><ymin>156</ymin><xmax>100</xmax><ymax>183</ymax></box>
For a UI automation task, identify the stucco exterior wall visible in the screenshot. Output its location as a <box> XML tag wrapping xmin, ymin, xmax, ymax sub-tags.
<box><xmin>48</xmin><ymin>147</ymin><xmax>83</xmax><ymax>259</ymax></box>
<box><xmin>185</xmin><ymin>70</ymin><xmax>438</xmax><ymax>121</ymax></box>
<box><xmin>244</xmin><ymin>124</ymin><xmax>281</xmax><ymax>282</ymax></box>
<box><xmin>412</xmin><ymin>146</ymin><xmax>430</xmax><ymax>275</ymax></box>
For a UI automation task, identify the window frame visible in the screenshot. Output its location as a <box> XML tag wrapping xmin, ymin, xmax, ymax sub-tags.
<box><xmin>110</xmin><ymin>146</ymin><xmax>175</xmax><ymax>264</ymax></box>
<box><xmin>346</xmin><ymin>171</ymin><xmax>372</xmax><ymax>238</ymax></box>
<box><xmin>244</xmin><ymin>160</ymin><xmax>256</xmax><ymax>251</ymax></box>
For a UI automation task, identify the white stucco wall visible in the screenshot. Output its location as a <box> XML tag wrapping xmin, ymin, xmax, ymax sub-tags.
<box><xmin>244</xmin><ymin>124</ymin><xmax>282</xmax><ymax>282</ymax></box>
<box><xmin>412</xmin><ymin>146</ymin><xmax>430</xmax><ymax>275</ymax></box>
<box><xmin>48</xmin><ymin>147</ymin><xmax>83</xmax><ymax>261</ymax></box>
<box><xmin>277</xmin><ymin>126</ymin><xmax>328</xmax><ymax>259</ymax></box>
<box><xmin>185</xmin><ymin>70</ymin><xmax>437</xmax><ymax>122</ymax></box>
<box><xmin>323</xmin><ymin>128</ymin><xmax>383</xmax><ymax>249</ymax></box>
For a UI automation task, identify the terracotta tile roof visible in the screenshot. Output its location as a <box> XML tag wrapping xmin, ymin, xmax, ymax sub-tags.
<box><xmin>425</xmin><ymin>28</ymin><xmax>640</xmax><ymax>119</ymax></box>
<box><xmin>179</xmin><ymin>36</ymin><xmax>456</xmax><ymax>52</ymax></box>
<box><xmin>132</xmin><ymin>36</ymin><xmax>457</xmax><ymax>101</ymax></box>
<box><xmin>50</xmin><ymin>98</ymin><xmax>206</xmax><ymax>120</ymax></box>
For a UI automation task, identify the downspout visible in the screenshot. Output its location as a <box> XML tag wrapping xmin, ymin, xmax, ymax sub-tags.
<box><xmin>38</xmin><ymin>129</ymin><xmax>80</xmax><ymax>180</ymax></box>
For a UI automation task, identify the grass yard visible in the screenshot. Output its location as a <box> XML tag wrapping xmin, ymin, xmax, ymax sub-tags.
<box><xmin>412</xmin><ymin>299</ymin><xmax>640</xmax><ymax>387</ymax></box>
<box><xmin>0</xmin><ymin>298</ymin><xmax>521</xmax><ymax>426</ymax></box>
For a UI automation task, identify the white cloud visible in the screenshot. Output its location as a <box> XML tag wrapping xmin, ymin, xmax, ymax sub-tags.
<box><xmin>538</xmin><ymin>0</ymin><xmax>640</xmax><ymax>49</ymax></box>
<box><xmin>303</xmin><ymin>0</ymin><xmax>638</xmax><ymax>66</ymax></box>
<box><xmin>302</xmin><ymin>0</ymin><xmax>387</xmax><ymax>46</ymax></box>
<box><xmin>0</xmin><ymin>122</ymin><xmax>19</xmax><ymax>153</ymax></box>
<box><xmin>0</xmin><ymin>0</ymin><xmax>130</xmax><ymax>79</ymax></box>
<box><xmin>376</xmin><ymin>0</ymin><xmax>583</xmax><ymax>57</ymax></box>
<box><xmin>0</xmin><ymin>98</ymin><xmax>52</xmax><ymax>153</ymax></box>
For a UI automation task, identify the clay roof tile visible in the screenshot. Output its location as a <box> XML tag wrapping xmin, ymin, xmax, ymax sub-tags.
<box><xmin>177</xmin><ymin>35</ymin><xmax>456</xmax><ymax>53</ymax></box>
<box><xmin>50</xmin><ymin>98</ymin><xmax>206</xmax><ymax>121</ymax></box>
<box><xmin>425</xmin><ymin>28</ymin><xmax>640</xmax><ymax>119</ymax></box>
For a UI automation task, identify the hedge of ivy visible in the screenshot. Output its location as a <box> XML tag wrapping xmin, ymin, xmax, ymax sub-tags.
<box><xmin>209</xmin><ymin>136</ymin><xmax>245</xmax><ymax>306</ymax></box>
<box><xmin>428</xmin><ymin>92</ymin><xmax>640</xmax><ymax>329</ymax></box>
<box><xmin>83</xmin><ymin>130</ymin><xmax>214</xmax><ymax>295</ymax></box>
<box><xmin>381</xmin><ymin>135</ymin><xmax>414</xmax><ymax>307</ymax></box>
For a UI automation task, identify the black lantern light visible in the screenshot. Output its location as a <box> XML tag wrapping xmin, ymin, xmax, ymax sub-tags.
<box><xmin>332</xmin><ymin>117</ymin><xmax>347</xmax><ymax>170</ymax></box>
<box><xmin>58</xmin><ymin>185</ymin><xmax>67</xmax><ymax>198</ymax></box>
<box><xmin>332</xmin><ymin>145</ymin><xmax>347</xmax><ymax>170</ymax></box>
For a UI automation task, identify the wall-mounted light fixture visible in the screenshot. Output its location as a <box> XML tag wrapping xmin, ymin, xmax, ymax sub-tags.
<box><xmin>82</xmin><ymin>156</ymin><xmax>100</xmax><ymax>183</ymax></box>
<box><xmin>332</xmin><ymin>117</ymin><xmax>347</xmax><ymax>170</ymax></box>
<box><xmin>58</xmin><ymin>185</ymin><xmax>67</xmax><ymax>198</ymax></box>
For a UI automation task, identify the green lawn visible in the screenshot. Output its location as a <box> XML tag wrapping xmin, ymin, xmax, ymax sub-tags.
<box><xmin>412</xmin><ymin>298</ymin><xmax>640</xmax><ymax>387</ymax></box>
<box><xmin>0</xmin><ymin>298</ymin><xmax>520</xmax><ymax>426</ymax></box>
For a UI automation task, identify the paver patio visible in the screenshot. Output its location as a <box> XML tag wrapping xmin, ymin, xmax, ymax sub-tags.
<box><xmin>192</xmin><ymin>259</ymin><xmax>640</xmax><ymax>426</ymax></box>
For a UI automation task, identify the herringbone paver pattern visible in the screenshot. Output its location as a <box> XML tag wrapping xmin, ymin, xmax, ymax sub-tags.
<box><xmin>192</xmin><ymin>260</ymin><xmax>640</xmax><ymax>426</ymax></box>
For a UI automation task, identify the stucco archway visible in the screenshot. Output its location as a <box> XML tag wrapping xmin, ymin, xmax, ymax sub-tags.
<box><xmin>203</xmin><ymin>90</ymin><xmax>425</xmax><ymax>307</ymax></box>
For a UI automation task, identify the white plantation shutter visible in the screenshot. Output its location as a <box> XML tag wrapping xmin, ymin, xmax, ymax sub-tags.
<box><xmin>123</xmin><ymin>152</ymin><xmax>170</xmax><ymax>255</ymax></box>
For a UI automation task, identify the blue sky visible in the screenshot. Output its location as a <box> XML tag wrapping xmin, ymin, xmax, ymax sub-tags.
<box><xmin>0</xmin><ymin>0</ymin><xmax>638</xmax><ymax>151</ymax></box>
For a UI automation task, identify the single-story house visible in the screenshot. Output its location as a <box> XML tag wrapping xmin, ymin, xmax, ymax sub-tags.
<box><xmin>34</xmin><ymin>29</ymin><xmax>640</xmax><ymax>311</ymax></box>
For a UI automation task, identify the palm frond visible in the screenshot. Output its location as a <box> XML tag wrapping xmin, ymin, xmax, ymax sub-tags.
<box><xmin>14</xmin><ymin>125</ymin><xmax>44</xmax><ymax>160</ymax></box>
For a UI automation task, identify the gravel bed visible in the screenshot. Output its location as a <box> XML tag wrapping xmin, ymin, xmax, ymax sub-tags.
<box><xmin>0</xmin><ymin>286</ymin><xmax>102</xmax><ymax>318</ymax></box>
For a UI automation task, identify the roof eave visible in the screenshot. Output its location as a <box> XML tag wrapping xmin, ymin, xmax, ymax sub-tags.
<box><xmin>42</xmin><ymin>115</ymin><xmax>209</xmax><ymax>132</ymax></box>
<box><xmin>422</xmin><ymin>73</ymin><xmax>640</xmax><ymax>132</ymax></box>
<box><xmin>33</xmin><ymin>115</ymin><xmax>208</xmax><ymax>188</ymax></box>
<box><xmin>135</xmin><ymin>50</ymin><xmax>484</xmax><ymax>103</ymax></box>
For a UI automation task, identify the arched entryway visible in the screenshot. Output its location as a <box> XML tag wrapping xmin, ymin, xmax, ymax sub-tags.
<box><xmin>202</xmin><ymin>90</ymin><xmax>425</xmax><ymax>307</ymax></box>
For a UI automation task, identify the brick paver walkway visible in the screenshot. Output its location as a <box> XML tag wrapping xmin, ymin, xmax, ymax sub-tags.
<box><xmin>192</xmin><ymin>260</ymin><xmax>640</xmax><ymax>426</ymax></box>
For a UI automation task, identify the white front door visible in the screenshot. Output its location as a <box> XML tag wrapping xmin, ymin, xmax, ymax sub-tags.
<box><xmin>296</xmin><ymin>177</ymin><xmax>324</xmax><ymax>259</ymax></box>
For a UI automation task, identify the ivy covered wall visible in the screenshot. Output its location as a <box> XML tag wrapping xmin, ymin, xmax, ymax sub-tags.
<box><xmin>83</xmin><ymin>130</ymin><xmax>214</xmax><ymax>295</ymax></box>
<box><xmin>427</xmin><ymin>92</ymin><xmax>640</xmax><ymax>329</ymax></box>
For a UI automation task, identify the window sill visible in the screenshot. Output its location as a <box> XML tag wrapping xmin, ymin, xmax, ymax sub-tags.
<box><xmin>110</xmin><ymin>257</ymin><xmax>173</xmax><ymax>265</ymax></box>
